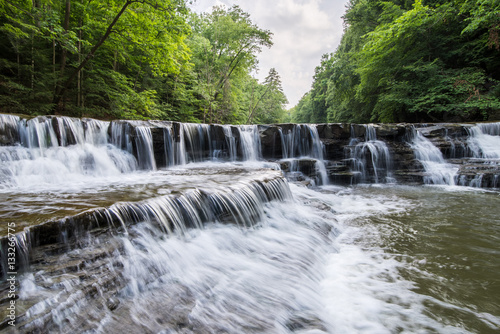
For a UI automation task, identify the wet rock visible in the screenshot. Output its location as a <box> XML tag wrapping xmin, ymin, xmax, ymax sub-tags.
<box><xmin>260</xmin><ymin>125</ymin><xmax>283</xmax><ymax>159</ymax></box>
<box><xmin>413</xmin><ymin>124</ymin><xmax>442</xmax><ymax>137</ymax></box>
<box><xmin>350</xmin><ymin>124</ymin><xmax>366</xmax><ymax>138</ymax></box>
<box><xmin>375</xmin><ymin>123</ymin><xmax>407</xmax><ymax>139</ymax></box>
<box><xmin>322</xmin><ymin>139</ymin><xmax>346</xmax><ymax>161</ymax></box>
<box><xmin>286</xmin><ymin>313</ymin><xmax>328</xmax><ymax>333</ymax></box>
<box><xmin>280</xmin><ymin>159</ymin><xmax>319</xmax><ymax>180</ymax></box>
<box><xmin>0</xmin><ymin>114</ymin><xmax>21</xmax><ymax>145</ymax></box>
<box><xmin>106</xmin><ymin>297</ymin><xmax>120</xmax><ymax>311</ymax></box>
<box><xmin>316</xmin><ymin>123</ymin><xmax>351</xmax><ymax>140</ymax></box>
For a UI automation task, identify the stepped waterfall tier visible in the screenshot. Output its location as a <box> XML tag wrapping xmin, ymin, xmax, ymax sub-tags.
<box><xmin>0</xmin><ymin>114</ymin><xmax>500</xmax><ymax>333</ymax></box>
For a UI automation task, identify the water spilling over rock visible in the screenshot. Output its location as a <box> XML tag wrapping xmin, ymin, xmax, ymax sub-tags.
<box><xmin>1</xmin><ymin>114</ymin><xmax>500</xmax><ymax>333</ymax></box>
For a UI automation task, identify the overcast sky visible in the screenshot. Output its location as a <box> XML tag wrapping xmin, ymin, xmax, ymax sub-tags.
<box><xmin>189</xmin><ymin>0</ymin><xmax>349</xmax><ymax>109</ymax></box>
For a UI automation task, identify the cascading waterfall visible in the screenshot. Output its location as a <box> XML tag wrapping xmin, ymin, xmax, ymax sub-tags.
<box><xmin>239</xmin><ymin>125</ymin><xmax>261</xmax><ymax>161</ymax></box>
<box><xmin>0</xmin><ymin>116</ymin><xmax>275</xmax><ymax>189</ymax></box>
<box><xmin>83</xmin><ymin>118</ymin><xmax>110</xmax><ymax>146</ymax></box>
<box><xmin>133</xmin><ymin>126</ymin><xmax>157</xmax><ymax>170</ymax></box>
<box><xmin>222</xmin><ymin>125</ymin><xmax>237</xmax><ymax>161</ymax></box>
<box><xmin>279</xmin><ymin>124</ymin><xmax>328</xmax><ymax>185</ymax></box>
<box><xmin>56</xmin><ymin>116</ymin><xmax>85</xmax><ymax>146</ymax></box>
<box><xmin>110</xmin><ymin>121</ymin><xmax>133</xmax><ymax>154</ymax></box>
<box><xmin>280</xmin><ymin>124</ymin><xmax>319</xmax><ymax>158</ymax></box>
<box><xmin>163</xmin><ymin>126</ymin><xmax>175</xmax><ymax>167</ymax></box>
<box><xmin>100</xmin><ymin>176</ymin><xmax>291</xmax><ymax>235</ymax></box>
<box><xmin>410</xmin><ymin>129</ymin><xmax>458</xmax><ymax>185</ymax></box>
<box><xmin>467</xmin><ymin>123</ymin><xmax>500</xmax><ymax>159</ymax></box>
<box><xmin>19</xmin><ymin>117</ymin><xmax>59</xmax><ymax>151</ymax></box>
<box><xmin>2</xmin><ymin>115</ymin><xmax>500</xmax><ymax>333</ymax></box>
<box><xmin>181</xmin><ymin>123</ymin><xmax>211</xmax><ymax>163</ymax></box>
<box><xmin>0</xmin><ymin>116</ymin><xmax>137</xmax><ymax>189</ymax></box>
<box><xmin>455</xmin><ymin>122</ymin><xmax>500</xmax><ymax>187</ymax></box>
<box><xmin>348</xmin><ymin>124</ymin><xmax>393</xmax><ymax>183</ymax></box>
<box><xmin>0</xmin><ymin>114</ymin><xmax>21</xmax><ymax>144</ymax></box>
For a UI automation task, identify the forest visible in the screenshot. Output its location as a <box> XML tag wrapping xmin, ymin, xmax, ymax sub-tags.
<box><xmin>0</xmin><ymin>1</ymin><xmax>288</xmax><ymax>124</ymax></box>
<box><xmin>292</xmin><ymin>0</ymin><xmax>500</xmax><ymax>123</ymax></box>
<box><xmin>1</xmin><ymin>0</ymin><xmax>499</xmax><ymax>125</ymax></box>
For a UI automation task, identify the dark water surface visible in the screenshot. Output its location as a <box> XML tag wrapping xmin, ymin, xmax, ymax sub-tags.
<box><xmin>342</xmin><ymin>185</ymin><xmax>500</xmax><ymax>333</ymax></box>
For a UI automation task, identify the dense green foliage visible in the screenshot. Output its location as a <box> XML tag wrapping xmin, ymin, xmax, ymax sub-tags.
<box><xmin>292</xmin><ymin>0</ymin><xmax>500</xmax><ymax>123</ymax></box>
<box><xmin>0</xmin><ymin>1</ymin><xmax>287</xmax><ymax>124</ymax></box>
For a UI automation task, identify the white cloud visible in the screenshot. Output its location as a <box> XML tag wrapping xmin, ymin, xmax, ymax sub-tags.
<box><xmin>189</xmin><ymin>0</ymin><xmax>349</xmax><ymax>108</ymax></box>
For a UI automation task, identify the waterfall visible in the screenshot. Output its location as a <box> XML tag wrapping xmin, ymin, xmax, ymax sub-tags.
<box><xmin>0</xmin><ymin>114</ymin><xmax>21</xmax><ymax>145</ymax></box>
<box><xmin>134</xmin><ymin>126</ymin><xmax>157</xmax><ymax>170</ymax></box>
<box><xmin>19</xmin><ymin>117</ymin><xmax>60</xmax><ymax>152</ymax></box>
<box><xmin>2</xmin><ymin>114</ymin><xmax>500</xmax><ymax>333</ymax></box>
<box><xmin>309</xmin><ymin>125</ymin><xmax>328</xmax><ymax>185</ymax></box>
<box><xmin>222</xmin><ymin>125</ymin><xmax>237</xmax><ymax>161</ymax></box>
<box><xmin>279</xmin><ymin>124</ymin><xmax>328</xmax><ymax>185</ymax></box>
<box><xmin>181</xmin><ymin>123</ymin><xmax>211</xmax><ymax>163</ymax></box>
<box><xmin>410</xmin><ymin>129</ymin><xmax>458</xmax><ymax>185</ymax></box>
<box><xmin>0</xmin><ymin>116</ymin><xmax>137</xmax><ymax>189</ymax></box>
<box><xmin>83</xmin><ymin>118</ymin><xmax>110</xmax><ymax>146</ymax></box>
<box><xmin>56</xmin><ymin>116</ymin><xmax>85</xmax><ymax>146</ymax></box>
<box><xmin>467</xmin><ymin>123</ymin><xmax>500</xmax><ymax>159</ymax></box>
<box><xmin>163</xmin><ymin>127</ymin><xmax>175</xmax><ymax>167</ymax></box>
<box><xmin>348</xmin><ymin>124</ymin><xmax>393</xmax><ymax>183</ymax></box>
<box><xmin>280</xmin><ymin>124</ymin><xmax>321</xmax><ymax>158</ymax></box>
<box><xmin>110</xmin><ymin>121</ymin><xmax>133</xmax><ymax>154</ymax></box>
<box><xmin>239</xmin><ymin>125</ymin><xmax>261</xmax><ymax>161</ymax></box>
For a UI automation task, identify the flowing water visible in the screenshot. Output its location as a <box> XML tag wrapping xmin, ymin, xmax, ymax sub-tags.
<box><xmin>0</xmin><ymin>116</ymin><xmax>499</xmax><ymax>333</ymax></box>
<box><xmin>4</xmin><ymin>181</ymin><xmax>499</xmax><ymax>333</ymax></box>
<box><xmin>410</xmin><ymin>130</ymin><xmax>458</xmax><ymax>185</ymax></box>
<box><xmin>348</xmin><ymin>125</ymin><xmax>394</xmax><ymax>184</ymax></box>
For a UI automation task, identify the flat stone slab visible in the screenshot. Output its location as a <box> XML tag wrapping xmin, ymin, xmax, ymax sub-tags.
<box><xmin>0</xmin><ymin>163</ymin><xmax>283</xmax><ymax>236</ymax></box>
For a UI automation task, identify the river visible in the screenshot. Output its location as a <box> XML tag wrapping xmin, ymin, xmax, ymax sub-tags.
<box><xmin>0</xmin><ymin>115</ymin><xmax>499</xmax><ymax>333</ymax></box>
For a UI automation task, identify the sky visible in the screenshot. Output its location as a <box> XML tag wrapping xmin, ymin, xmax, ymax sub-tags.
<box><xmin>189</xmin><ymin>0</ymin><xmax>350</xmax><ymax>109</ymax></box>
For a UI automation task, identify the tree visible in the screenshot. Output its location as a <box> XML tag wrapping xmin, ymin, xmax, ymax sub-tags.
<box><xmin>0</xmin><ymin>1</ymin><xmax>285</xmax><ymax>123</ymax></box>
<box><xmin>52</xmin><ymin>0</ymin><xmax>191</xmax><ymax>115</ymax></box>
<box><xmin>246</xmin><ymin>68</ymin><xmax>288</xmax><ymax>124</ymax></box>
<box><xmin>188</xmin><ymin>5</ymin><xmax>273</xmax><ymax>123</ymax></box>
<box><xmin>294</xmin><ymin>0</ymin><xmax>500</xmax><ymax>123</ymax></box>
<box><xmin>0</xmin><ymin>0</ymin><xmax>191</xmax><ymax>119</ymax></box>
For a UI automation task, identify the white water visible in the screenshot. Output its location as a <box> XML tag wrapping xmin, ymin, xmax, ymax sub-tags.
<box><xmin>279</xmin><ymin>124</ymin><xmax>328</xmax><ymax>185</ymax></box>
<box><xmin>2</xmin><ymin>115</ymin><xmax>500</xmax><ymax>333</ymax></box>
<box><xmin>239</xmin><ymin>125</ymin><xmax>261</xmax><ymax>161</ymax></box>
<box><xmin>134</xmin><ymin>126</ymin><xmax>157</xmax><ymax>170</ymax></box>
<box><xmin>411</xmin><ymin>130</ymin><xmax>458</xmax><ymax>185</ymax></box>
<box><xmin>467</xmin><ymin>123</ymin><xmax>500</xmax><ymax>159</ymax></box>
<box><xmin>348</xmin><ymin>125</ymin><xmax>393</xmax><ymax>184</ymax></box>
<box><xmin>0</xmin><ymin>117</ymin><xmax>138</xmax><ymax>189</ymax></box>
<box><xmin>13</xmin><ymin>182</ymin><xmax>498</xmax><ymax>333</ymax></box>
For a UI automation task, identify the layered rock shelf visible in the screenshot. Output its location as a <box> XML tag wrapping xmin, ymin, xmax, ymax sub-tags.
<box><xmin>1</xmin><ymin>114</ymin><xmax>500</xmax><ymax>332</ymax></box>
<box><xmin>1</xmin><ymin>114</ymin><xmax>500</xmax><ymax>187</ymax></box>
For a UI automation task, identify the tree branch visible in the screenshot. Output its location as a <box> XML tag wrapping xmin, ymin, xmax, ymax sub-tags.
<box><xmin>53</xmin><ymin>0</ymin><xmax>135</xmax><ymax>110</ymax></box>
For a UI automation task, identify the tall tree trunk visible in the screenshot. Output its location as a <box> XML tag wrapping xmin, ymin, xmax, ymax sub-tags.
<box><xmin>60</xmin><ymin>0</ymin><xmax>71</xmax><ymax>76</ymax></box>
<box><xmin>53</xmin><ymin>38</ymin><xmax>56</xmax><ymax>92</ymax></box>
<box><xmin>31</xmin><ymin>33</ymin><xmax>34</xmax><ymax>99</ymax></box>
<box><xmin>247</xmin><ymin>85</ymin><xmax>270</xmax><ymax>124</ymax></box>
<box><xmin>53</xmin><ymin>0</ymin><xmax>133</xmax><ymax>111</ymax></box>
<box><xmin>77</xmin><ymin>17</ymin><xmax>82</xmax><ymax>107</ymax></box>
<box><xmin>31</xmin><ymin>0</ymin><xmax>37</xmax><ymax>99</ymax></box>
